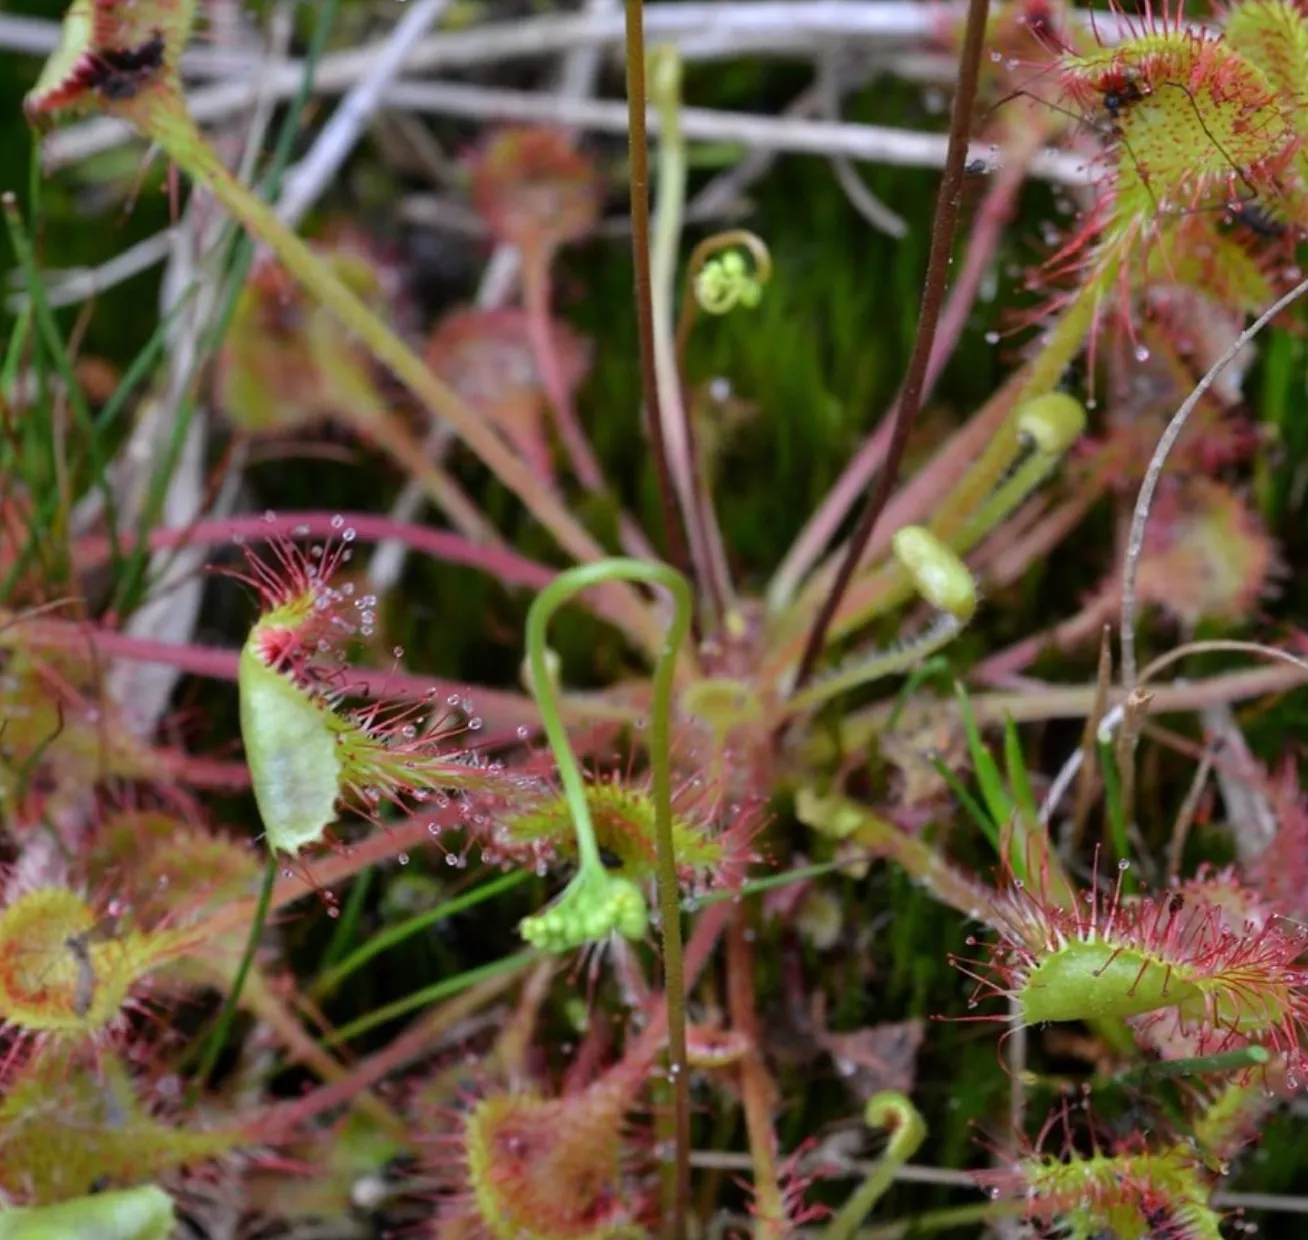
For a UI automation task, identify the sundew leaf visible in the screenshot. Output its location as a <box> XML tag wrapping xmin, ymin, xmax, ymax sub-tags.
<box><xmin>0</xmin><ymin>1186</ymin><xmax>174</xmax><ymax>1240</ymax></box>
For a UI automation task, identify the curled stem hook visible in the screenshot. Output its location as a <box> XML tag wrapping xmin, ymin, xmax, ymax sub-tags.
<box><xmin>518</xmin><ymin>557</ymin><xmax>695</xmax><ymax>1235</ymax></box>
<box><xmin>821</xmin><ymin>1092</ymin><xmax>927</xmax><ymax>1240</ymax></box>
<box><xmin>675</xmin><ymin>229</ymin><xmax>772</xmax><ymax>376</ymax></box>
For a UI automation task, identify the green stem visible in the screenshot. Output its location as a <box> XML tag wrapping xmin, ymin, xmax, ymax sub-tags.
<box><xmin>649</xmin><ymin>43</ymin><xmax>729</xmax><ymax>623</ymax></box>
<box><xmin>524</xmin><ymin>556</ymin><xmax>694</xmax><ymax>1238</ymax></box>
<box><xmin>189</xmin><ymin>854</ymin><xmax>276</xmax><ymax>1096</ymax></box>
<box><xmin>791</xmin><ymin>0</ymin><xmax>993</xmax><ymax>690</ymax></box>
<box><xmin>821</xmin><ymin>1094</ymin><xmax>927</xmax><ymax>1240</ymax></box>
<box><xmin>128</xmin><ymin>95</ymin><xmax>660</xmax><ymax>656</ymax></box>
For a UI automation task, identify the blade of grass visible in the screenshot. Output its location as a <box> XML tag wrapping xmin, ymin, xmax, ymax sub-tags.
<box><xmin>1003</xmin><ymin>716</ymin><xmax>1039</xmax><ymax>831</ymax></box>
<box><xmin>323</xmin><ymin>949</ymin><xmax>538</xmax><ymax>1045</ymax></box>
<box><xmin>884</xmin><ymin>654</ymin><xmax>951</xmax><ymax>732</ymax></box>
<box><xmin>112</xmin><ymin>0</ymin><xmax>344</xmax><ymax>617</ymax></box>
<box><xmin>319</xmin><ymin>864</ymin><xmax>376</xmax><ymax>971</ymax></box>
<box><xmin>3</xmin><ymin>191</ymin><xmax>120</xmax><ymax>570</ymax></box>
<box><xmin>310</xmin><ymin>868</ymin><xmax>530</xmax><ymax>1001</ymax></box>
<box><xmin>1</xmin><ymin>302</ymin><xmax>31</xmax><ymax>402</ymax></box>
<box><xmin>956</xmin><ymin>682</ymin><xmax>1012</xmax><ymax>827</ymax></box>
<box><xmin>1097</xmin><ymin>737</ymin><xmax>1136</xmax><ymax>893</ymax></box>
<box><xmin>696</xmin><ymin>859</ymin><xmax>851</xmax><ymax>906</ymax></box>
<box><xmin>931</xmin><ymin>754</ymin><xmax>1000</xmax><ymax>853</ymax></box>
<box><xmin>1111</xmin><ymin>1045</ymin><xmax>1270</xmax><ymax>1087</ymax></box>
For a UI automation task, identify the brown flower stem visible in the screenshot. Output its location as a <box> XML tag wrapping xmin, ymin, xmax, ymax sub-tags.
<box><xmin>769</xmin><ymin>122</ymin><xmax>1046</xmax><ymax>613</ymax></box>
<box><xmin>792</xmin><ymin>0</ymin><xmax>992</xmax><ymax>690</ymax></box>
<box><xmin>624</xmin><ymin>0</ymin><xmax>692</xmax><ymax>590</ymax></box>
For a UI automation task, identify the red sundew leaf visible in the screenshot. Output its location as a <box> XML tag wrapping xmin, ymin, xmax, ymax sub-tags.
<box><xmin>1136</xmin><ymin>478</ymin><xmax>1280</xmax><ymax>627</ymax></box>
<box><xmin>424</xmin><ymin>306</ymin><xmax>593</xmax><ymax>476</ymax></box>
<box><xmin>466</xmin><ymin>127</ymin><xmax>603</xmax><ymax>257</ymax></box>
<box><xmin>1247</xmin><ymin>759</ymin><xmax>1308</xmax><ymax>922</ymax></box>
<box><xmin>24</xmin><ymin>0</ymin><xmax>196</xmax><ymax>121</ymax></box>
<box><xmin>86</xmin><ymin>808</ymin><xmax>260</xmax><ymax>930</ymax></box>
<box><xmin>0</xmin><ymin>1041</ymin><xmax>237</xmax><ymax>1202</ymax></box>
<box><xmin>444</xmin><ymin>1056</ymin><xmax>651</xmax><ymax>1240</ymax></box>
<box><xmin>215</xmin><ymin>249</ymin><xmax>393</xmax><ymax>436</ymax></box>
<box><xmin>0</xmin><ymin>639</ymin><xmax>179</xmax><ymax>835</ymax></box>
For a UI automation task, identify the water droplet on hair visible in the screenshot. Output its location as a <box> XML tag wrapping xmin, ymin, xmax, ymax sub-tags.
<box><xmin>330</xmin><ymin>514</ymin><xmax>344</xmax><ymax>529</ymax></box>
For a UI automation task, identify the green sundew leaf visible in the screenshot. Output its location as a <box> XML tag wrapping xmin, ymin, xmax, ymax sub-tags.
<box><xmin>1021</xmin><ymin>939</ymin><xmax>1204</xmax><ymax>1024</ymax></box>
<box><xmin>0</xmin><ymin>1185</ymin><xmax>173</xmax><ymax>1240</ymax></box>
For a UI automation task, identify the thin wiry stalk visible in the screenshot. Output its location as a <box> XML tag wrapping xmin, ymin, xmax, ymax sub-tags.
<box><xmin>625</xmin><ymin>0</ymin><xmax>692</xmax><ymax>581</ymax></box>
<box><xmin>791</xmin><ymin>0</ymin><xmax>992</xmax><ymax>690</ymax></box>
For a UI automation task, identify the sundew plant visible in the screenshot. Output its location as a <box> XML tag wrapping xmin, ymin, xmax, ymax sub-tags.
<box><xmin>3</xmin><ymin>0</ymin><xmax>1308</xmax><ymax>1235</ymax></box>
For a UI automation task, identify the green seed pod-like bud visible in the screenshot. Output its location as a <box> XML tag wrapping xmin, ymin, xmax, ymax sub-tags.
<box><xmin>1016</xmin><ymin>392</ymin><xmax>1087</xmax><ymax>456</ymax></box>
<box><xmin>891</xmin><ymin>526</ymin><xmax>977</xmax><ymax>622</ymax></box>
